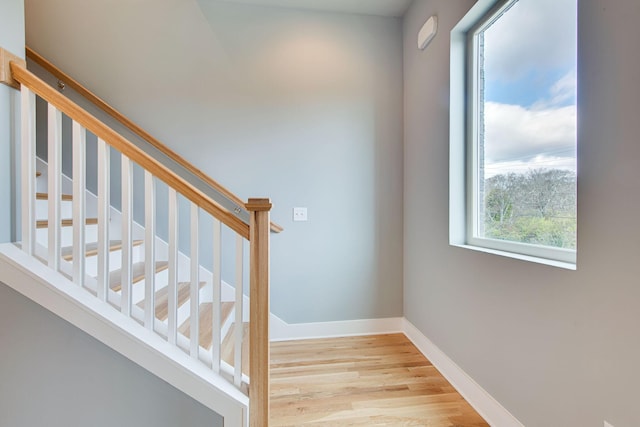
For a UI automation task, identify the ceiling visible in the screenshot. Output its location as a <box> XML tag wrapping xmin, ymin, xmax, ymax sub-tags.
<box><xmin>208</xmin><ymin>0</ymin><xmax>414</xmax><ymax>17</ymax></box>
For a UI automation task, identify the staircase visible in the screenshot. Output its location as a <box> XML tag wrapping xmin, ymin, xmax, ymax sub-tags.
<box><xmin>0</xmin><ymin>46</ymin><xmax>271</xmax><ymax>427</ymax></box>
<box><xmin>34</xmin><ymin>169</ymin><xmax>249</xmax><ymax>373</ymax></box>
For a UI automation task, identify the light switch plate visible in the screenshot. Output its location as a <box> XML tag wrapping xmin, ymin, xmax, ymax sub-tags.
<box><xmin>293</xmin><ymin>207</ymin><xmax>308</xmax><ymax>222</ymax></box>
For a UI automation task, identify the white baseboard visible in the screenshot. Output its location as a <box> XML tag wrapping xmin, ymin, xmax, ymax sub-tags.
<box><xmin>402</xmin><ymin>319</ymin><xmax>524</xmax><ymax>427</ymax></box>
<box><xmin>270</xmin><ymin>314</ymin><xmax>404</xmax><ymax>341</ymax></box>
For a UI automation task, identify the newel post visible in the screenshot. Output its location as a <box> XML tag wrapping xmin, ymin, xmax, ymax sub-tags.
<box><xmin>246</xmin><ymin>198</ymin><xmax>272</xmax><ymax>427</ymax></box>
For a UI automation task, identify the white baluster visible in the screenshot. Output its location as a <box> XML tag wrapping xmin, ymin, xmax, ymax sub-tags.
<box><xmin>144</xmin><ymin>171</ymin><xmax>156</xmax><ymax>329</ymax></box>
<box><xmin>211</xmin><ymin>217</ymin><xmax>222</xmax><ymax>373</ymax></box>
<box><xmin>234</xmin><ymin>234</ymin><xmax>244</xmax><ymax>387</ymax></box>
<box><xmin>167</xmin><ymin>188</ymin><xmax>178</xmax><ymax>345</ymax></box>
<box><xmin>20</xmin><ymin>87</ymin><xmax>35</xmax><ymax>256</ymax></box>
<box><xmin>120</xmin><ymin>155</ymin><xmax>133</xmax><ymax>316</ymax></box>
<box><xmin>97</xmin><ymin>139</ymin><xmax>110</xmax><ymax>301</ymax></box>
<box><xmin>47</xmin><ymin>104</ymin><xmax>62</xmax><ymax>270</ymax></box>
<box><xmin>190</xmin><ymin>203</ymin><xmax>200</xmax><ymax>358</ymax></box>
<box><xmin>72</xmin><ymin>121</ymin><xmax>86</xmax><ymax>286</ymax></box>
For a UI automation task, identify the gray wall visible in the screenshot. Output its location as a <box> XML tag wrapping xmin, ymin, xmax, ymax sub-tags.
<box><xmin>12</xmin><ymin>0</ymin><xmax>640</xmax><ymax>424</ymax></box>
<box><xmin>25</xmin><ymin>0</ymin><xmax>405</xmax><ymax>323</ymax></box>
<box><xmin>0</xmin><ymin>0</ymin><xmax>24</xmax><ymax>243</ymax></box>
<box><xmin>403</xmin><ymin>0</ymin><xmax>640</xmax><ymax>426</ymax></box>
<box><xmin>0</xmin><ymin>283</ymin><xmax>223</xmax><ymax>427</ymax></box>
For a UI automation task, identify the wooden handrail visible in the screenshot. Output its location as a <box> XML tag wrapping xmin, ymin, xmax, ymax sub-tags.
<box><xmin>26</xmin><ymin>47</ymin><xmax>283</xmax><ymax>234</ymax></box>
<box><xmin>10</xmin><ymin>61</ymin><xmax>250</xmax><ymax>240</ymax></box>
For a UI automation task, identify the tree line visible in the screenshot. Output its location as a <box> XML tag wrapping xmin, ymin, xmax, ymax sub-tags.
<box><xmin>483</xmin><ymin>169</ymin><xmax>576</xmax><ymax>249</ymax></box>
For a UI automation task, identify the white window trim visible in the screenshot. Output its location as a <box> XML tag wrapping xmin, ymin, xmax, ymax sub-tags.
<box><xmin>449</xmin><ymin>0</ymin><xmax>577</xmax><ymax>270</ymax></box>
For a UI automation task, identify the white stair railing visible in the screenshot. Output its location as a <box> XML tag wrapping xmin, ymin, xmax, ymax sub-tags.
<box><xmin>8</xmin><ymin>53</ymin><xmax>272</xmax><ymax>426</ymax></box>
<box><xmin>20</xmin><ymin>86</ymin><xmax>36</xmax><ymax>256</ymax></box>
<box><xmin>212</xmin><ymin>217</ymin><xmax>223</xmax><ymax>373</ymax></box>
<box><xmin>47</xmin><ymin>103</ymin><xmax>62</xmax><ymax>270</ymax></box>
<box><xmin>234</xmin><ymin>234</ymin><xmax>245</xmax><ymax>387</ymax></box>
<box><xmin>22</xmin><ymin>95</ymin><xmax>253</xmax><ymax>381</ymax></box>
<box><xmin>143</xmin><ymin>170</ymin><xmax>156</xmax><ymax>329</ymax></box>
<box><xmin>190</xmin><ymin>202</ymin><xmax>200</xmax><ymax>359</ymax></box>
<box><xmin>97</xmin><ymin>137</ymin><xmax>110</xmax><ymax>301</ymax></box>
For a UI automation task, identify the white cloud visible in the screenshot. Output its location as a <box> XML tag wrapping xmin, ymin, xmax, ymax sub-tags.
<box><xmin>479</xmin><ymin>0</ymin><xmax>578</xmax><ymax>177</ymax></box>
<box><xmin>484</xmin><ymin>156</ymin><xmax>576</xmax><ymax>178</ymax></box>
<box><xmin>483</xmin><ymin>0</ymin><xmax>577</xmax><ymax>81</ymax></box>
<box><xmin>483</xmin><ymin>101</ymin><xmax>576</xmax><ymax>169</ymax></box>
<box><xmin>528</xmin><ymin>68</ymin><xmax>578</xmax><ymax>110</ymax></box>
<box><xmin>549</xmin><ymin>69</ymin><xmax>577</xmax><ymax>106</ymax></box>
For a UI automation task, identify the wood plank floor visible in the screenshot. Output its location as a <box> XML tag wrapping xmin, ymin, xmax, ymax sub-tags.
<box><xmin>270</xmin><ymin>334</ymin><xmax>488</xmax><ymax>426</ymax></box>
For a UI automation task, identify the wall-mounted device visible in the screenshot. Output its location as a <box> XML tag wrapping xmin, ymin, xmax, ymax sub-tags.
<box><xmin>418</xmin><ymin>16</ymin><xmax>438</xmax><ymax>50</ymax></box>
<box><xmin>293</xmin><ymin>207</ymin><xmax>308</xmax><ymax>222</ymax></box>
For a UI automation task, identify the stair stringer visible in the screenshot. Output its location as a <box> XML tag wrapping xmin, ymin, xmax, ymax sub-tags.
<box><xmin>0</xmin><ymin>243</ymin><xmax>248</xmax><ymax>427</ymax></box>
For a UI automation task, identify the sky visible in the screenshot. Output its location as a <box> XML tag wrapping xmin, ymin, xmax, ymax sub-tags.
<box><xmin>481</xmin><ymin>0</ymin><xmax>577</xmax><ymax>178</ymax></box>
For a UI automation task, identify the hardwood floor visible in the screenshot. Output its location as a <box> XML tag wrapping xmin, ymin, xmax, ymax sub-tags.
<box><xmin>270</xmin><ymin>334</ymin><xmax>488</xmax><ymax>426</ymax></box>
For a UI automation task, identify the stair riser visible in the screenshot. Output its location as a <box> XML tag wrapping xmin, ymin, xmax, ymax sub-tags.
<box><xmin>35</xmin><ymin>172</ymin><xmax>53</xmax><ymax>194</ymax></box>
<box><xmin>178</xmin><ymin>284</ymin><xmax>211</xmax><ymax>325</ymax></box>
<box><xmin>82</xmin><ymin>244</ymin><xmax>146</xmax><ymax>277</ymax></box>
<box><xmin>36</xmin><ymin>199</ymin><xmax>73</xmax><ymax>219</ymax></box>
<box><xmin>36</xmin><ymin>162</ymin><xmax>81</xmax><ymax>208</ymax></box>
<box><xmin>36</xmin><ymin>224</ymin><xmax>100</xmax><ymax>248</ymax></box>
<box><xmin>220</xmin><ymin>307</ymin><xmax>235</xmax><ymax>340</ymax></box>
<box><xmin>129</xmin><ymin>269</ymin><xmax>169</xmax><ymax>304</ymax></box>
<box><xmin>135</xmin><ymin>282</ymin><xmax>213</xmax><ymax>328</ymax></box>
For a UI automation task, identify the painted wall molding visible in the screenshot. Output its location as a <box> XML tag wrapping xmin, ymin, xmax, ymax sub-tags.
<box><xmin>270</xmin><ymin>314</ymin><xmax>404</xmax><ymax>341</ymax></box>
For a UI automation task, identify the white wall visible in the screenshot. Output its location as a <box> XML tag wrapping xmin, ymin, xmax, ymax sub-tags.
<box><xmin>0</xmin><ymin>0</ymin><xmax>24</xmax><ymax>243</ymax></box>
<box><xmin>25</xmin><ymin>0</ymin><xmax>405</xmax><ymax>323</ymax></box>
<box><xmin>404</xmin><ymin>0</ymin><xmax>640</xmax><ymax>426</ymax></box>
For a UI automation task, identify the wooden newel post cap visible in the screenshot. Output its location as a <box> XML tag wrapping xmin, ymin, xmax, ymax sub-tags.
<box><xmin>246</xmin><ymin>198</ymin><xmax>272</xmax><ymax>212</ymax></box>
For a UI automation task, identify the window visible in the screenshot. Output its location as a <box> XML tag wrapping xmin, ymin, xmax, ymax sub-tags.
<box><xmin>451</xmin><ymin>0</ymin><xmax>578</xmax><ymax>267</ymax></box>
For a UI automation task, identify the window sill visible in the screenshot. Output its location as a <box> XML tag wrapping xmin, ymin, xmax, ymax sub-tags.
<box><xmin>451</xmin><ymin>243</ymin><xmax>577</xmax><ymax>271</ymax></box>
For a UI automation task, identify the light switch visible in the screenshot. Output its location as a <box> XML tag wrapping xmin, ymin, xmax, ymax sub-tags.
<box><xmin>293</xmin><ymin>207</ymin><xmax>308</xmax><ymax>222</ymax></box>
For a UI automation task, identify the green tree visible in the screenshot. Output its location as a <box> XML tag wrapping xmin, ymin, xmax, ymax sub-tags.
<box><xmin>483</xmin><ymin>168</ymin><xmax>576</xmax><ymax>249</ymax></box>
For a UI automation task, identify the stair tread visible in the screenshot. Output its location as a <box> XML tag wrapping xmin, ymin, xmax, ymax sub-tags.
<box><xmin>137</xmin><ymin>280</ymin><xmax>206</xmax><ymax>321</ymax></box>
<box><xmin>221</xmin><ymin>302</ymin><xmax>234</xmax><ymax>326</ymax></box>
<box><xmin>61</xmin><ymin>240</ymin><xmax>144</xmax><ymax>261</ymax></box>
<box><xmin>36</xmin><ymin>192</ymin><xmax>73</xmax><ymax>201</ymax></box>
<box><xmin>179</xmin><ymin>301</ymin><xmax>234</xmax><ymax>350</ymax></box>
<box><xmin>221</xmin><ymin>322</ymin><xmax>250</xmax><ymax>376</ymax></box>
<box><xmin>109</xmin><ymin>261</ymin><xmax>168</xmax><ymax>291</ymax></box>
<box><xmin>36</xmin><ymin>218</ymin><xmax>99</xmax><ymax>228</ymax></box>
